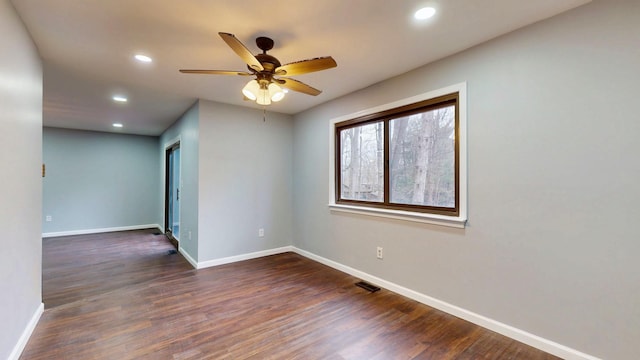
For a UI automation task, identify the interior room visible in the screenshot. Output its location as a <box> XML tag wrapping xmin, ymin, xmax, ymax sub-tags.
<box><xmin>2</xmin><ymin>0</ymin><xmax>638</xmax><ymax>359</ymax></box>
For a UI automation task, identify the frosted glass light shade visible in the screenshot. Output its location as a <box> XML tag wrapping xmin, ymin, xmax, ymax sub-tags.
<box><xmin>269</xmin><ymin>83</ymin><xmax>285</xmax><ymax>102</ymax></box>
<box><xmin>242</xmin><ymin>80</ymin><xmax>259</xmax><ymax>100</ymax></box>
<box><xmin>256</xmin><ymin>87</ymin><xmax>271</xmax><ymax>105</ymax></box>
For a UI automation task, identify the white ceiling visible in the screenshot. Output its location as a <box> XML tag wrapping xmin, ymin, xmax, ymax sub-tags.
<box><xmin>11</xmin><ymin>0</ymin><xmax>590</xmax><ymax>136</ymax></box>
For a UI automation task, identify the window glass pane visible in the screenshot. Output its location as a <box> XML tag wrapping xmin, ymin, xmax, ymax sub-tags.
<box><xmin>389</xmin><ymin>105</ymin><xmax>455</xmax><ymax>207</ymax></box>
<box><xmin>340</xmin><ymin>122</ymin><xmax>384</xmax><ymax>202</ymax></box>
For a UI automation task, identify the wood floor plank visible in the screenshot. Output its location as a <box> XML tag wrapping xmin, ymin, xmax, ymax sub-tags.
<box><xmin>20</xmin><ymin>230</ymin><xmax>561</xmax><ymax>359</ymax></box>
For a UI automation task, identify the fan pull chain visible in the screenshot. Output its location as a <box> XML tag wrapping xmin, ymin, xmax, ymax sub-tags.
<box><xmin>263</xmin><ymin>107</ymin><xmax>266</xmax><ymax>122</ymax></box>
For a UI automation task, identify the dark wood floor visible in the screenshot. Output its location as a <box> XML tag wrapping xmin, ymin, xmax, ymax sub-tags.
<box><xmin>21</xmin><ymin>229</ymin><xmax>560</xmax><ymax>359</ymax></box>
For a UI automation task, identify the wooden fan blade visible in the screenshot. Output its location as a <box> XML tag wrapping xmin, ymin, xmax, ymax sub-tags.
<box><xmin>277</xmin><ymin>78</ymin><xmax>322</xmax><ymax>96</ymax></box>
<box><xmin>180</xmin><ymin>69</ymin><xmax>253</xmax><ymax>76</ymax></box>
<box><xmin>218</xmin><ymin>32</ymin><xmax>264</xmax><ymax>72</ymax></box>
<box><xmin>275</xmin><ymin>56</ymin><xmax>337</xmax><ymax>76</ymax></box>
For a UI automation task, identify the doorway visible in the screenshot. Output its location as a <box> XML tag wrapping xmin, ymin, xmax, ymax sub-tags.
<box><xmin>165</xmin><ymin>142</ymin><xmax>180</xmax><ymax>248</ymax></box>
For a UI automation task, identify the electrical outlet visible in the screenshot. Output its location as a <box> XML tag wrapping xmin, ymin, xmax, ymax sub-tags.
<box><xmin>258</xmin><ymin>228</ymin><xmax>264</xmax><ymax>237</ymax></box>
<box><xmin>45</xmin><ymin>215</ymin><xmax>52</xmax><ymax>222</ymax></box>
<box><xmin>376</xmin><ymin>246</ymin><xmax>383</xmax><ymax>259</ymax></box>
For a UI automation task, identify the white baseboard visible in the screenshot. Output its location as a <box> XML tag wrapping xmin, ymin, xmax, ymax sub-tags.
<box><xmin>179</xmin><ymin>246</ymin><xmax>198</xmax><ymax>269</ymax></box>
<box><xmin>291</xmin><ymin>247</ymin><xmax>600</xmax><ymax>360</ymax></box>
<box><xmin>42</xmin><ymin>224</ymin><xmax>162</xmax><ymax>238</ymax></box>
<box><xmin>8</xmin><ymin>302</ymin><xmax>44</xmax><ymax>360</ymax></box>
<box><xmin>196</xmin><ymin>246</ymin><xmax>294</xmax><ymax>269</ymax></box>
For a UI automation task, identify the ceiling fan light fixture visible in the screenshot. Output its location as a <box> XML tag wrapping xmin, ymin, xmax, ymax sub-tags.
<box><xmin>243</xmin><ymin>80</ymin><xmax>285</xmax><ymax>105</ymax></box>
<box><xmin>269</xmin><ymin>83</ymin><xmax>285</xmax><ymax>102</ymax></box>
<box><xmin>242</xmin><ymin>80</ymin><xmax>259</xmax><ymax>100</ymax></box>
<box><xmin>256</xmin><ymin>86</ymin><xmax>271</xmax><ymax>106</ymax></box>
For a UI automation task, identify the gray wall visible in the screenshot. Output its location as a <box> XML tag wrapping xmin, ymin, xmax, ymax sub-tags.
<box><xmin>160</xmin><ymin>102</ymin><xmax>199</xmax><ymax>259</ymax></box>
<box><xmin>42</xmin><ymin>127</ymin><xmax>160</xmax><ymax>234</ymax></box>
<box><xmin>198</xmin><ymin>100</ymin><xmax>293</xmax><ymax>262</ymax></box>
<box><xmin>0</xmin><ymin>1</ymin><xmax>43</xmax><ymax>358</ymax></box>
<box><xmin>292</xmin><ymin>0</ymin><xmax>639</xmax><ymax>359</ymax></box>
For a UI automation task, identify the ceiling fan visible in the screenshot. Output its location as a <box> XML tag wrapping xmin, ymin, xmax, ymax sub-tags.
<box><xmin>180</xmin><ymin>32</ymin><xmax>337</xmax><ymax>105</ymax></box>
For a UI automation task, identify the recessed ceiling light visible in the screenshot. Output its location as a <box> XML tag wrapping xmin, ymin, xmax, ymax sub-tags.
<box><xmin>112</xmin><ymin>123</ymin><xmax>123</xmax><ymax>128</ymax></box>
<box><xmin>134</xmin><ymin>54</ymin><xmax>153</xmax><ymax>63</ymax></box>
<box><xmin>414</xmin><ymin>7</ymin><xmax>436</xmax><ymax>20</ymax></box>
<box><xmin>112</xmin><ymin>95</ymin><xmax>128</xmax><ymax>103</ymax></box>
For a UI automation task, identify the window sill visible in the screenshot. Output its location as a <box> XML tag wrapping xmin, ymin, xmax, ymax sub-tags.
<box><xmin>328</xmin><ymin>203</ymin><xmax>467</xmax><ymax>229</ymax></box>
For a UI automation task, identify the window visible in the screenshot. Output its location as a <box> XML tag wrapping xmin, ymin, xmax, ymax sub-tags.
<box><xmin>330</xmin><ymin>83</ymin><xmax>467</xmax><ymax>227</ymax></box>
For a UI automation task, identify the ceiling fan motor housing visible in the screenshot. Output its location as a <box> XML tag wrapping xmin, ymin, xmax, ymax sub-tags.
<box><xmin>253</xmin><ymin>53</ymin><xmax>281</xmax><ymax>73</ymax></box>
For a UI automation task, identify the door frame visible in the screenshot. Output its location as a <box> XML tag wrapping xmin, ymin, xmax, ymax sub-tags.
<box><xmin>164</xmin><ymin>139</ymin><xmax>181</xmax><ymax>249</ymax></box>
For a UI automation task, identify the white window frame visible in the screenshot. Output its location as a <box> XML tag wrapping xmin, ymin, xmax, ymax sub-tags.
<box><xmin>328</xmin><ymin>82</ymin><xmax>467</xmax><ymax>228</ymax></box>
